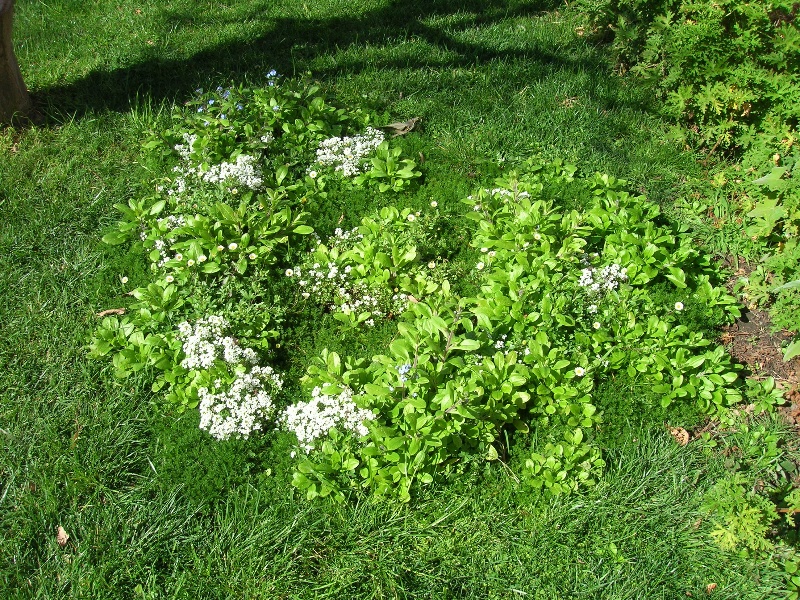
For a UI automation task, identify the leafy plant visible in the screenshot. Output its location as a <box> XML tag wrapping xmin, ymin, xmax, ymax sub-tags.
<box><xmin>353</xmin><ymin>141</ymin><xmax>422</xmax><ymax>193</ymax></box>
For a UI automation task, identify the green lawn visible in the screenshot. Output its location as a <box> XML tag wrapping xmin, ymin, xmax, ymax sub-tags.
<box><xmin>0</xmin><ymin>1</ymin><xmax>794</xmax><ymax>597</ymax></box>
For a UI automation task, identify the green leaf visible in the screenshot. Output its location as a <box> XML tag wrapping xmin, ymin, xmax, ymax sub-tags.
<box><xmin>293</xmin><ymin>225</ymin><xmax>314</xmax><ymax>235</ymax></box>
<box><xmin>666</xmin><ymin>267</ymin><xmax>687</xmax><ymax>288</ymax></box>
<box><xmin>149</xmin><ymin>199</ymin><xmax>167</xmax><ymax>215</ymax></box>
<box><xmin>102</xmin><ymin>231</ymin><xmax>129</xmax><ymax>245</ymax></box>
<box><xmin>773</xmin><ymin>279</ymin><xmax>800</xmax><ymax>293</ymax></box>
<box><xmin>452</xmin><ymin>338</ymin><xmax>481</xmax><ymax>351</ymax></box>
<box><xmin>784</xmin><ymin>339</ymin><xmax>800</xmax><ymax>362</ymax></box>
<box><xmin>200</xmin><ymin>262</ymin><xmax>221</xmax><ymax>274</ymax></box>
<box><xmin>752</xmin><ymin>167</ymin><xmax>788</xmax><ymax>191</ymax></box>
<box><xmin>384</xmin><ymin>437</ymin><xmax>405</xmax><ymax>451</ymax></box>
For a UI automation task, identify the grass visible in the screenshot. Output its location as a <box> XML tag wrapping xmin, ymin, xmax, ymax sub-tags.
<box><xmin>0</xmin><ymin>0</ymin><xmax>793</xmax><ymax>597</ymax></box>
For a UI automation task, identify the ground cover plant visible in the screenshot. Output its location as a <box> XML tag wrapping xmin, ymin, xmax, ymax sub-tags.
<box><xmin>572</xmin><ymin>0</ymin><xmax>800</xmax><ymax>360</ymax></box>
<box><xmin>3</xmin><ymin>0</ymin><xmax>800</xmax><ymax>597</ymax></box>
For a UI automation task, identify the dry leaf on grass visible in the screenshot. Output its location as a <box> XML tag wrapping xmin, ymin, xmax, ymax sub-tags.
<box><xmin>56</xmin><ymin>526</ymin><xmax>69</xmax><ymax>547</ymax></box>
<box><xmin>706</xmin><ymin>583</ymin><xmax>717</xmax><ymax>593</ymax></box>
<box><xmin>560</xmin><ymin>96</ymin><xmax>579</xmax><ymax>108</ymax></box>
<box><xmin>668</xmin><ymin>426</ymin><xmax>690</xmax><ymax>446</ymax></box>
<box><xmin>96</xmin><ymin>308</ymin><xmax>126</xmax><ymax>317</ymax></box>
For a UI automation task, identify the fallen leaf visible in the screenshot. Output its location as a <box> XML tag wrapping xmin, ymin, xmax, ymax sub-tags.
<box><xmin>96</xmin><ymin>308</ymin><xmax>126</xmax><ymax>317</ymax></box>
<box><xmin>668</xmin><ymin>426</ymin><xmax>690</xmax><ymax>446</ymax></box>
<box><xmin>560</xmin><ymin>96</ymin><xmax>579</xmax><ymax>108</ymax></box>
<box><xmin>56</xmin><ymin>526</ymin><xmax>69</xmax><ymax>547</ymax></box>
<box><xmin>706</xmin><ymin>583</ymin><xmax>717</xmax><ymax>593</ymax></box>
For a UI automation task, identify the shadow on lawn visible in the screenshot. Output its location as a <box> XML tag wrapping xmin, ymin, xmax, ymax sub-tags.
<box><xmin>31</xmin><ymin>0</ymin><xmax>620</xmax><ymax>120</ymax></box>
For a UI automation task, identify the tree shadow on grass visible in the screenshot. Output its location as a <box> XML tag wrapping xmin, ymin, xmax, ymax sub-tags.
<box><xmin>30</xmin><ymin>0</ymin><xmax>629</xmax><ymax>121</ymax></box>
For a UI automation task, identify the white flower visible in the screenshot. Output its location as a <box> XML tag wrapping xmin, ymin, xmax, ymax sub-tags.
<box><xmin>249</xmin><ymin>253</ymin><xmax>257</xmax><ymax>260</ymax></box>
<box><xmin>120</xmin><ymin>276</ymin><xmax>129</xmax><ymax>284</ymax></box>
<box><xmin>574</xmin><ymin>367</ymin><xmax>586</xmax><ymax>377</ymax></box>
<box><xmin>200</xmin><ymin>154</ymin><xmax>263</xmax><ymax>190</ymax></box>
<box><xmin>285</xmin><ymin>269</ymin><xmax>294</xmax><ymax>277</ymax></box>
<box><xmin>217</xmin><ymin>245</ymin><xmax>225</xmax><ymax>252</ymax></box>
<box><xmin>197</xmin><ymin>364</ymin><xmax>282</xmax><ymax>441</ymax></box>
<box><xmin>309</xmin><ymin>170</ymin><xmax>317</xmax><ymax>179</ymax></box>
<box><xmin>430</xmin><ymin>200</ymin><xmax>438</xmax><ymax>208</ymax></box>
<box><xmin>302</xmin><ymin>292</ymin><xmax>310</xmax><ymax>299</ymax></box>
<box><xmin>198</xmin><ymin>255</ymin><xmax>207</xmax><ymax>263</ymax></box>
<box><xmin>228</xmin><ymin>242</ymin><xmax>238</xmax><ymax>251</ymax></box>
<box><xmin>314</xmin><ymin>128</ymin><xmax>385</xmax><ymax>177</ymax></box>
<box><xmin>165</xmin><ymin>275</ymin><xmax>175</xmax><ymax>283</ymax></box>
<box><xmin>480</xmin><ymin>247</ymin><xmax>489</xmax><ymax>253</ymax></box>
<box><xmin>407</xmin><ymin>214</ymin><xmax>416</xmax><ymax>222</ymax></box>
<box><xmin>187</xmin><ymin>259</ymin><xmax>195</xmax><ymax>267</ymax></box>
<box><xmin>675</xmin><ymin>302</ymin><xmax>684</xmax><ymax>311</ymax></box>
<box><xmin>476</xmin><ymin>261</ymin><xmax>485</xmax><ymax>271</ymax></box>
<box><xmin>593</xmin><ymin>322</ymin><xmax>601</xmax><ymax>330</ymax></box>
<box><xmin>428</xmin><ymin>261</ymin><xmax>436</xmax><ymax>269</ymax></box>
<box><xmin>533</xmin><ymin>232</ymin><xmax>542</xmax><ymax>241</ymax></box>
<box><xmin>281</xmin><ymin>386</ymin><xmax>375</xmax><ymax>453</ymax></box>
<box><xmin>175</xmin><ymin>253</ymin><xmax>183</xmax><ymax>261</ymax></box>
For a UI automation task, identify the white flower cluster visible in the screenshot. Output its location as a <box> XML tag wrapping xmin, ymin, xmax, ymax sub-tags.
<box><xmin>282</xmin><ymin>386</ymin><xmax>376</xmax><ymax>452</ymax></box>
<box><xmin>160</xmin><ymin>215</ymin><xmax>186</xmax><ymax>233</ymax></box>
<box><xmin>292</xmin><ymin>258</ymin><xmax>408</xmax><ymax>326</ymax></box>
<box><xmin>578</xmin><ymin>263</ymin><xmax>628</xmax><ymax>295</ymax></box>
<box><xmin>315</xmin><ymin>127</ymin><xmax>385</xmax><ymax>176</ymax></box>
<box><xmin>177</xmin><ymin>315</ymin><xmax>258</xmax><ymax>370</ymax></box>
<box><xmin>200</xmin><ymin>154</ymin><xmax>263</xmax><ymax>189</ymax></box>
<box><xmin>174</xmin><ymin>133</ymin><xmax>198</xmax><ymax>161</ymax></box>
<box><xmin>198</xmin><ymin>365</ymin><xmax>283</xmax><ymax>440</ymax></box>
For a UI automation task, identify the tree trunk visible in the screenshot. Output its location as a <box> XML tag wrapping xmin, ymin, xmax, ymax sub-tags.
<box><xmin>0</xmin><ymin>0</ymin><xmax>31</xmax><ymax>124</ymax></box>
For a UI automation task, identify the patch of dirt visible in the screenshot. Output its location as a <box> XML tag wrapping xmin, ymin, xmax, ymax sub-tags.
<box><xmin>722</xmin><ymin>307</ymin><xmax>798</xmax><ymax>382</ymax></box>
<box><xmin>721</xmin><ymin>305</ymin><xmax>800</xmax><ymax>425</ymax></box>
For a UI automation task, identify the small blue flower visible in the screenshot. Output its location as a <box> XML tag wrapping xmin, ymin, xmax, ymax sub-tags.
<box><xmin>222</xmin><ymin>90</ymin><xmax>231</xmax><ymax>99</ymax></box>
<box><xmin>236</xmin><ymin>104</ymin><xmax>244</xmax><ymax>111</ymax></box>
<box><xmin>216</xmin><ymin>86</ymin><xmax>223</xmax><ymax>92</ymax></box>
<box><xmin>197</xmin><ymin>107</ymin><xmax>204</xmax><ymax>113</ymax></box>
<box><xmin>397</xmin><ymin>363</ymin><xmax>412</xmax><ymax>383</ymax></box>
<box><xmin>220</xmin><ymin>114</ymin><xmax>227</xmax><ymax>120</ymax></box>
<box><xmin>272</xmin><ymin>105</ymin><xmax>280</xmax><ymax>112</ymax></box>
<box><xmin>267</xmin><ymin>69</ymin><xmax>278</xmax><ymax>78</ymax></box>
<box><xmin>268</xmin><ymin>81</ymin><xmax>275</xmax><ymax>87</ymax></box>
<box><xmin>208</xmin><ymin>99</ymin><xmax>215</xmax><ymax>105</ymax></box>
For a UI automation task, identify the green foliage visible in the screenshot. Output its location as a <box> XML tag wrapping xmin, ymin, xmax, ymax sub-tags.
<box><xmin>575</xmin><ymin>0</ymin><xmax>799</xmax><ymax>158</ymax></box>
<box><xmin>740</xmin><ymin>238</ymin><xmax>800</xmax><ymax>359</ymax></box>
<box><xmin>90</xmin><ymin>76</ymin><xmax>417</xmax><ymax>411</ymax></box>
<box><xmin>92</xmin><ymin>76</ymin><xmax>748</xmax><ymax>502</ymax></box>
<box><xmin>353</xmin><ymin>141</ymin><xmax>423</xmax><ymax>193</ymax></box>
<box><xmin>291</xmin><ymin>161</ymin><xmax>745</xmax><ymax>502</ymax></box>
<box><xmin>575</xmin><ymin>0</ymin><xmax>800</xmax><ymax>360</ymax></box>
<box><xmin>702</xmin><ymin>471</ymin><xmax>778</xmax><ymax>553</ymax></box>
<box><xmin>697</xmin><ymin>409</ymin><xmax>800</xmax><ymax>595</ymax></box>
